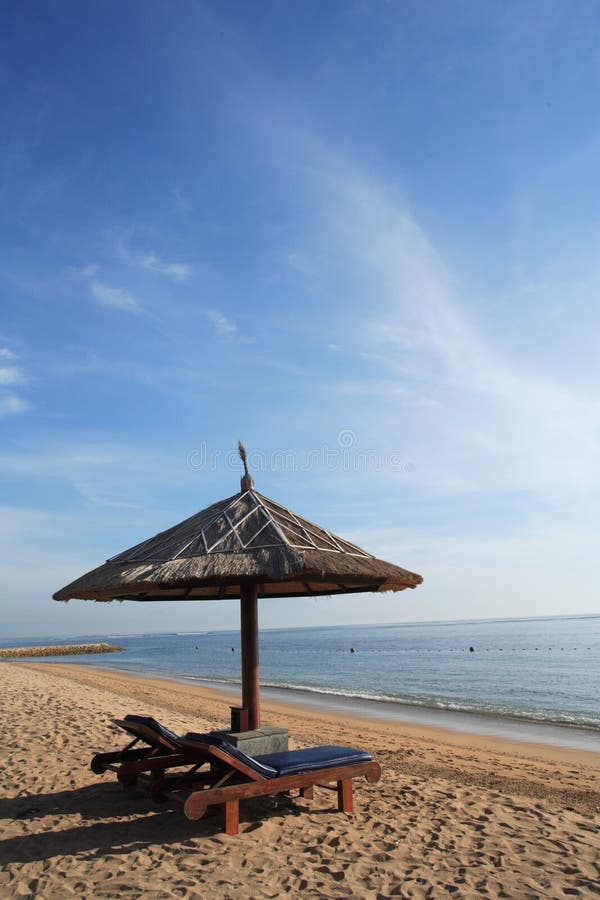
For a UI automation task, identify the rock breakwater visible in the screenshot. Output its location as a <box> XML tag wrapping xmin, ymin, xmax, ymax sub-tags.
<box><xmin>0</xmin><ymin>643</ymin><xmax>122</xmax><ymax>658</ymax></box>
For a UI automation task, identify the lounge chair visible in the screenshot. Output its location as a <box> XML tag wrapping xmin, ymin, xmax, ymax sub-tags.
<box><xmin>91</xmin><ymin>716</ymin><xmax>227</xmax><ymax>789</ymax></box>
<box><xmin>174</xmin><ymin>732</ymin><xmax>382</xmax><ymax>835</ymax></box>
<box><xmin>90</xmin><ymin>715</ymin><xmax>193</xmax><ymax>783</ymax></box>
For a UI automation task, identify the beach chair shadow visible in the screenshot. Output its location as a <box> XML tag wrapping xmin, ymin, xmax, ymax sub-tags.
<box><xmin>1</xmin><ymin>780</ymin><xmax>230</xmax><ymax>867</ymax></box>
<box><xmin>0</xmin><ymin>809</ymin><xmax>203</xmax><ymax>866</ymax></box>
<box><xmin>0</xmin><ymin>777</ymin><xmax>332</xmax><ymax>866</ymax></box>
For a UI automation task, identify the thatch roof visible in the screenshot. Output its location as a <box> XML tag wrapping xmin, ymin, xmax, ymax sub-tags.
<box><xmin>53</xmin><ymin>489</ymin><xmax>423</xmax><ymax>602</ymax></box>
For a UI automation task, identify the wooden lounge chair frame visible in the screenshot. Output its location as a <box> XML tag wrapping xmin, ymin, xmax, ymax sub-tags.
<box><xmin>173</xmin><ymin>733</ymin><xmax>382</xmax><ymax>835</ymax></box>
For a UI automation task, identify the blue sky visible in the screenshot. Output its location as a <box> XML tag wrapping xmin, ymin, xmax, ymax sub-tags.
<box><xmin>2</xmin><ymin>0</ymin><xmax>600</xmax><ymax>637</ymax></box>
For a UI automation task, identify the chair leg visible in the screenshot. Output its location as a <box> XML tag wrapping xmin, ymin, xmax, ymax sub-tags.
<box><xmin>300</xmin><ymin>785</ymin><xmax>314</xmax><ymax>799</ymax></box>
<box><xmin>337</xmin><ymin>779</ymin><xmax>353</xmax><ymax>813</ymax></box>
<box><xmin>224</xmin><ymin>800</ymin><xmax>239</xmax><ymax>835</ymax></box>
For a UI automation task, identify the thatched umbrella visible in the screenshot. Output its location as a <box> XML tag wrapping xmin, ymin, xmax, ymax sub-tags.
<box><xmin>54</xmin><ymin>443</ymin><xmax>423</xmax><ymax>730</ymax></box>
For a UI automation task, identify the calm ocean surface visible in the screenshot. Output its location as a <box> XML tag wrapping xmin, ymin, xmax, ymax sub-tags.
<box><xmin>4</xmin><ymin>616</ymin><xmax>600</xmax><ymax>749</ymax></box>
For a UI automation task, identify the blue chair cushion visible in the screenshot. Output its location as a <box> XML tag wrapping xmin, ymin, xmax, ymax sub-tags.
<box><xmin>183</xmin><ymin>734</ymin><xmax>372</xmax><ymax>779</ymax></box>
<box><xmin>123</xmin><ymin>715</ymin><xmax>182</xmax><ymax>746</ymax></box>
<box><xmin>255</xmin><ymin>746</ymin><xmax>373</xmax><ymax>777</ymax></box>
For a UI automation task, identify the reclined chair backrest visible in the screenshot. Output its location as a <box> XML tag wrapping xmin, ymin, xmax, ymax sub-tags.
<box><xmin>115</xmin><ymin>715</ymin><xmax>183</xmax><ymax>750</ymax></box>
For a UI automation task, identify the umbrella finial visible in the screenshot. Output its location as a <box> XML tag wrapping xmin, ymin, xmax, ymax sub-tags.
<box><xmin>238</xmin><ymin>440</ymin><xmax>255</xmax><ymax>492</ymax></box>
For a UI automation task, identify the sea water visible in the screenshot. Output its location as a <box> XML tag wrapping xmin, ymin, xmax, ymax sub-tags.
<box><xmin>4</xmin><ymin>615</ymin><xmax>600</xmax><ymax>747</ymax></box>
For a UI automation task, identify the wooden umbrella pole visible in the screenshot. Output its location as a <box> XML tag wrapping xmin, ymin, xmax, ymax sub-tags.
<box><xmin>240</xmin><ymin>583</ymin><xmax>260</xmax><ymax>730</ymax></box>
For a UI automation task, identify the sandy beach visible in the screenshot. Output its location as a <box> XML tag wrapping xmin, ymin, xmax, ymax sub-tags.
<box><xmin>1</xmin><ymin>663</ymin><xmax>599</xmax><ymax>898</ymax></box>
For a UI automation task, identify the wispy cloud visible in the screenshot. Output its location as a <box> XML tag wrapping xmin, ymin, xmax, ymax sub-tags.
<box><xmin>71</xmin><ymin>235</ymin><xmax>191</xmax><ymax>319</ymax></box>
<box><xmin>72</xmin><ymin>484</ymin><xmax>144</xmax><ymax>510</ymax></box>
<box><xmin>298</xmin><ymin>167</ymin><xmax>600</xmax><ymax>494</ymax></box>
<box><xmin>0</xmin><ymin>394</ymin><xmax>29</xmax><ymax>416</ymax></box>
<box><xmin>69</xmin><ymin>264</ymin><xmax>142</xmax><ymax>314</ymax></box>
<box><xmin>115</xmin><ymin>233</ymin><xmax>191</xmax><ymax>282</ymax></box>
<box><xmin>241</xmin><ymin>89</ymin><xmax>600</xmax><ymax>494</ymax></box>
<box><xmin>0</xmin><ymin>438</ymin><xmax>197</xmax><ymax>507</ymax></box>
<box><xmin>0</xmin><ymin>441</ymin><xmax>153</xmax><ymax>481</ymax></box>
<box><xmin>137</xmin><ymin>251</ymin><xmax>191</xmax><ymax>282</ymax></box>
<box><xmin>202</xmin><ymin>307</ymin><xmax>237</xmax><ymax>337</ymax></box>
<box><xmin>0</xmin><ymin>363</ymin><xmax>24</xmax><ymax>385</ymax></box>
<box><xmin>89</xmin><ymin>280</ymin><xmax>141</xmax><ymax>313</ymax></box>
<box><xmin>0</xmin><ymin>347</ymin><xmax>29</xmax><ymax>416</ymax></box>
